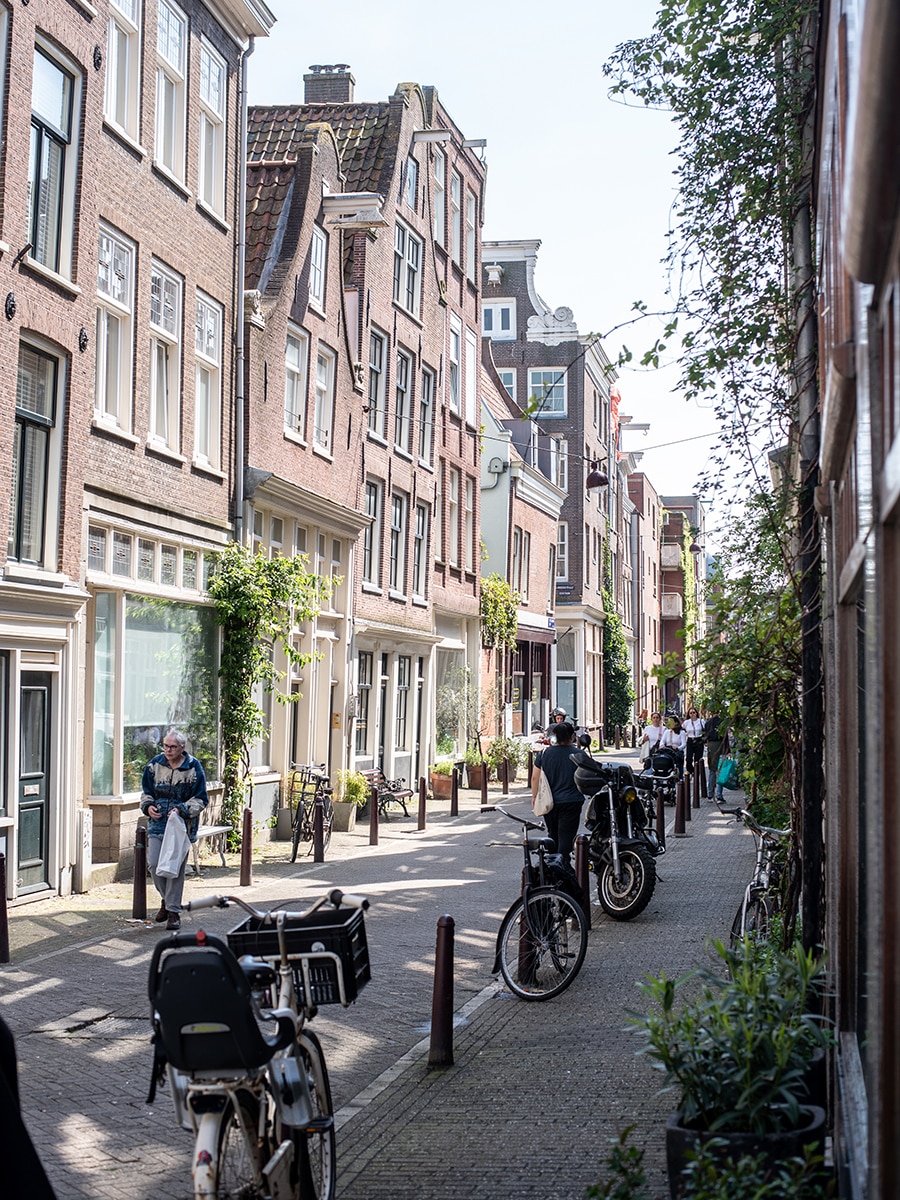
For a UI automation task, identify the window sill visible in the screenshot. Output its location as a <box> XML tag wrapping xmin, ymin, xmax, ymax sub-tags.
<box><xmin>23</xmin><ymin>256</ymin><xmax>81</xmax><ymax>296</ymax></box>
<box><xmin>308</xmin><ymin>298</ymin><xmax>326</xmax><ymax>319</ymax></box>
<box><xmin>388</xmin><ymin>590</ymin><xmax>407</xmax><ymax>602</ymax></box>
<box><xmin>4</xmin><ymin>565</ymin><xmax>71</xmax><ymax>588</ymax></box>
<box><xmin>392</xmin><ymin>301</ymin><xmax>424</xmax><ymax>328</ymax></box>
<box><xmin>152</xmin><ymin>161</ymin><xmax>192</xmax><ymax>199</ymax></box>
<box><xmin>196</xmin><ymin>198</ymin><xmax>230</xmax><ymax>232</ymax></box>
<box><xmin>361</xmin><ymin>583</ymin><xmax>383</xmax><ymax>596</ymax></box>
<box><xmin>416</xmin><ymin>458</ymin><xmax>434</xmax><ymax>471</ymax></box>
<box><xmin>412</xmin><ymin>596</ymin><xmax>428</xmax><ymax>608</ymax></box>
<box><xmin>86</xmin><ymin>795</ymin><xmax>142</xmax><ymax>807</ymax></box>
<box><xmin>283</xmin><ymin>428</ymin><xmax>308</xmax><ymax>448</ymax></box>
<box><xmin>366</xmin><ymin>430</ymin><xmax>388</xmax><ymax>447</ymax></box>
<box><xmin>312</xmin><ymin>445</ymin><xmax>334</xmax><ymax>463</ymax></box>
<box><xmin>102</xmin><ymin>120</ymin><xmax>146</xmax><ymax>158</ymax></box>
<box><xmin>145</xmin><ymin>440</ymin><xmax>186</xmax><ymax>465</ymax></box>
<box><xmin>393</xmin><ymin>447</ymin><xmax>413</xmax><ymax>463</ymax></box>
<box><xmin>192</xmin><ymin>457</ymin><xmax>225</xmax><ymax>480</ymax></box>
<box><xmin>91</xmin><ymin>417</ymin><xmax>140</xmax><ymax>446</ymax></box>
<box><xmin>0</xmin><ymin>241</ymin><xmax>10</xmax><ymax>257</ymax></box>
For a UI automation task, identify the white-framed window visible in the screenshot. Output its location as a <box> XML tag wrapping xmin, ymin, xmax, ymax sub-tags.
<box><xmin>412</xmin><ymin>501</ymin><xmax>428</xmax><ymax>599</ymax></box>
<box><xmin>418</xmin><ymin>367</ymin><xmax>434</xmax><ymax>464</ymax></box>
<box><xmin>367</xmin><ymin>329</ymin><xmax>387</xmax><ymax>438</ymax></box>
<box><xmin>449</xmin><ymin>318</ymin><xmax>461</xmax><ymax>412</ymax></box>
<box><xmin>155</xmin><ymin>0</ymin><xmax>187</xmax><ymax>181</ymax></box>
<box><xmin>284</xmin><ymin>325</ymin><xmax>309</xmax><ymax>436</ymax></box>
<box><xmin>528</xmin><ymin>421</ymin><xmax>539</xmax><ymax>467</ymax></box>
<box><xmin>433</xmin><ymin>147</ymin><xmax>445</xmax><ymax>244</ymax></box>
<box><xmin>450</xmin><ymin>168</ymin><xmax>461</xmax><ymax>263</ymax></box>
<box><xmin>550</xmin><ymin>438</ymin><xmax>568</xmax><ymax>491</ymax></box>
<box><xmin>405</xmin><ymin>156</ymin><xmax>418</xmax><ymax>210</ymax></box>
<box><xmin>389</xmin><ymin>491</ymin><xmax>408</xmax><ymax>594</ymax></box>
<box><xmin>9</xmin><ymin>340</ymin><xmax>64</xmax><ymax>569</ymax></box>
<box><xmin>448</xmin><ymin>467</ymin><xmax>460</xmax><ymax>566</ymax></box>
<box><xmin>310</xmin><ymin>225</ymin><xmax>327</xmax><ymax>308</ymax></box>
<box><xmin>194</xmin><ymin>291</ymin><xmax>222</xmax><ymax>467</ymax></box>
<box><xmin>512</xmin><ymin>528</ymin><xmax>522</xmax><ymax>597</ymax></box>
<box><xmin>355</xmin><ymin>650</ymin><xmax>373</xmax><ymax>756</ymax></box>
<box><xmin>95</xmin><ymin>224</ymin><xmax>135</xmax><ymax>429</ymax></box>
<box><xmin>483</xmin><ymin>300</ymin><xmax>516</xmax><ymax>341</ymax></box>
<box><xmin>464</xmin><ymin>476</ymin><xmax>475</xmax><ymax>571</ymax></box>
<box><xmin>28</xmin><ymin>44</ymin><xmax>80</xmax><ymax>277</ymax></box>
<box><xmin>529</xmin><ymin>368</ymin><xmax>567</xmax><ymax>416</ymax></box>
<box><xmin>465</xmin><ymin>326</ymin><xmax>478</xmax><ymax>426</ymax></box>
<box><xmin>313</xmin><ymin>346</ymin><xmax>335</xmax><ymax>454</ymax></box>
<box><xmin>105</xmin><ymin>0</ymin><xmax>142</xmax><ymax>140</ymax></box>
<box><xmin>395</xmin><ymin>656</ymin><xmax>411</xmax><ymax>750</ymax></box>
<box><xmin>497</xmin><ymin>368</ymin><xmax>515</xmax><ymax>402</ymax></box>
<box><xmin>198</xmin><ymin>39</ymin><xmax>226</xmax><ymax>215</ymax></box>
<box><xmin>557</xmin><ymin>522</ymin><xmax>569</xmax><ymax>580</ymax></box>
<box><xmin>434</xmin><ymin>469</ymin><xmax>443</xmax><ymax>562</ymax></box>
<box><xmin>362</xmin><ymin>480</ymin><xmax>382</xmax><ymax>585</ymax></box>
<box><xmin>465</xmin><ymin>190</ymin><xmax>477</xmax><ymax>281</ymax></box>
<box><xmin>393</xmin><ymin>221</ymin><xmax>422</xmax><ymax>315</ymax></box>
<box><xmin>394</xmin><ymin>349</ymin><xmax>412</xmax><ymax>453</ymax></box>
<box><xmin>149</xmin><ymin>261</ymin><xmax>182</xmax><ymax>448</ymax></box>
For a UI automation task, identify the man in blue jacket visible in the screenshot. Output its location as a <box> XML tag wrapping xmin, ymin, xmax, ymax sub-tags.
<box><xmin>140</xmin><ymin>729</ymin><xmax>208</xmax><ymax>930</ymax></box>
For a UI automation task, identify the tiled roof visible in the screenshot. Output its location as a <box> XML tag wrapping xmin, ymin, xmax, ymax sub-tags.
<box><xmin>245</xmin><ymin>161</ymin><xmax>297</xmax><ymax>291</ymax></box>
<box><xmin>248</xmin><ymin>102</ymin><xmax>392</xmax><ymax>194</ymax></box>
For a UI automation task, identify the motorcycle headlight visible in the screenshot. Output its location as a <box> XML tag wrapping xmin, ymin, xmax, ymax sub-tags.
<box><xmin>623</xmin><ymin>786</ymin><xmax>637</xmax><ymax>805</ymax></box>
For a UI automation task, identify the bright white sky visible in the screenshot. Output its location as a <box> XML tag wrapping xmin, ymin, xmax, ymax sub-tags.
<box><xmin>250</xmin><ymin>0</ymin><xmax>722</xmax><ymax>507</ymax></box>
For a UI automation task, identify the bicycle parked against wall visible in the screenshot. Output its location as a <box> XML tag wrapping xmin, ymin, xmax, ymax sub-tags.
<box><xmin>147</xmin><ymin>888</ymin><xmax>370</xmax><ymax>1200</ymax></box>
<box><xmin>288</xmin><ymin>763</ymin><xmax>334</xmax><ymax>862</ymax></box>
<box><xmin>717</xmin><ymin>802</ymin><xmax>790</xmax><ymax>947</ymax></box>
<box><xmin>491</xmin><ymin>805</ymin><xmax>589</xmax><ymax>1000</ymax></box>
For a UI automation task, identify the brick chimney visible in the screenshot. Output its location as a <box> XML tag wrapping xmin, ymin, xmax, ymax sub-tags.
<box><xmin>304</xmin><ymin>64</ymin><xmax>355</xmax><ymax>104</ymax></box>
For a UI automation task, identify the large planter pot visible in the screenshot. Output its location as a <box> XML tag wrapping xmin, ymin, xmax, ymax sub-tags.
<box><xmin>665</xmin><ymin>1106</ymin><xmax>826</xmax><ymax>1199</ymax></box>
<box><xmin>465</xmin><ymin>763</ymin><xmax>490</xmax><ymax>790</ymax></box>
<box><xmin>430</xmin><ymin>773</ymin><xmax>453</xmax><ymax>801</ymax></box>
<box><xmin>331</xmin><ymin>801</ymin><xmax>358</xmax><ymax>832</ymax></box>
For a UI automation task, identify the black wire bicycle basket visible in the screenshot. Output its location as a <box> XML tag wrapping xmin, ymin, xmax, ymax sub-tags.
<box><xmin>227</xmin><ymin>905</ymin><xmax>371</xmax><ymax>1006</ymax></box>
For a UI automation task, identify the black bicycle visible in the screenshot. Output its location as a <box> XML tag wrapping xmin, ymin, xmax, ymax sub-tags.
<box><xmin>717</xmin><ymin>802</ymin><xmax>789</xmax><ymax>947</ymax></box>
<box><xmin>288</xmin><ymin>764</ymin><xmax>334</xmax><ymax>862</ymax></box>
<box><xmin>491</xmin><ymin>805</ymin><xmax>589</xmax><ymax>1000</ymax></box>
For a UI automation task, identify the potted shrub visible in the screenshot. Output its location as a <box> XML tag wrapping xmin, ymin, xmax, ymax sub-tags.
<box><xmin>429</xmin><ymin>760</ymin><xmax>455</xmax><ymax>801</ymax></box>
<box><xmin>331</xmin><ymin>769</ymin><xmax>369</xmax><ymax>831</ymax></box>
<box><xmin>463</xmin><ymin>746</ymin><xmax>490</xmax><ymax>790</ymax></box>
<box><xmin>485</xmin><ymin>735</ymin><xmax>525</xmax><ymax>782</ymax></box>
<box><xmin>630</xmin><ymin>939</ymin><xmax>829</xmax><ymax>1199</ymax></box>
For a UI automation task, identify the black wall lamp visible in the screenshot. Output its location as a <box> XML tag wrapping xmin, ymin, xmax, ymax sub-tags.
<box><xmin>585</xmin><ymin>460</ymin><xmax>609</xmax><ymax>489</ymax></box>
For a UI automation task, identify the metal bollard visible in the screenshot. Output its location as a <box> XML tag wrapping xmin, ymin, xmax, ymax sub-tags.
<box><xmin>450</xmin><ymin>767</ymin><xmax>459</xmax><ymax>818</ymax></box>
<box><xmin>615</xmin><ymin>725</ymin><xmax>621</xmax><ymax>750</ymax></box>
<box><xmin>501</xmin><ymin>757</ymin><xmax>509</xmax><ymax>796</ymax></box>
<box><xmin>693</xmin><ymin>763</ymin><xmax>701</xmax><ymax>809</ymax></box>
<box><xmin>132</xmin><ymin>826</ymin><xmax>147</xmax><ymax>920</ymax></box>
<box><xmin>480</xmin><ymin>764</ymin><xmax>488</xmax><ymax>809</ymax></box>
<box><xmin>368</xmin><ymin>784</ymin><xmax>379</xmax><ymax>846</ymax></box>
<box><xmin>655</xmin><ymin>789</ymin><xmax>667</xmax><ymax>853</ymax></box>
<box><xmin>526</xmin><ymin>750</ymin><xmax>534</xmax><ymax>788</ymax></box>
<box><xmin>631</xmin><ymin>724</ymin><xmax>637</xmax><ymax>748</ymax></box>
<box><xmin>239</xmin><ymin>807</ymin><xmax>253</xmax><ymax>886</ymax></box>
<box><xmin>428</xmin><ymin>914</ymin><xmax>455</xmax><ymax>1068</ymax></box>
<box><xmin>574</xmin><ymin>834</ymin><xmax>591</xmax><ymax>930</ymax></box>
<box><xmin>684</xmin><ymin>772</ymin><xmax>692</xmax><ymax>821</ymax></box>
<box><xmin>313</xmin><ymin>793</ymin><xmax>325</xmax><ymax>862</ymax></box>
<box><xmin>674</xmin><ymin>779</ymin><xmax>687</xmax><ymax>836</ymax></box>
<box><xmin>418</xmin><ymin>777</ymin><xmax>427</xmax><ymax>830</ymax></box>
<box><xmin>0</xmin><ymin>853</ymin><xmax>9</xmax><ymax>963</ymax></box>
<box><xmin>700</xmin><ymin>760</ymin><xmax>708</xmax><ymax>799</ymax></box>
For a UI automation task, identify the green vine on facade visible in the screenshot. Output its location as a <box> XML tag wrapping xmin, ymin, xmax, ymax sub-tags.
<box><xmin>602</xmin><ymin>536</ymin><xmax>635</xmax><ymax>729</ymax></box>
<box><xmin>480</xmin><ymin>572</ymin><xmax>520</xmax><ymax>652</ymax></box>
<box><xmin>207</xmin><ymin>542</ymin><xmax>332</xmax><ymax>841</ymax></box>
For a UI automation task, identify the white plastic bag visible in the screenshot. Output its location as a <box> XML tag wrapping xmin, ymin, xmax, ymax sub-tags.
<box><xmin>156</xmin><ymin>812</ymin><xmax>190</xmax><ymax>878</ymax></box>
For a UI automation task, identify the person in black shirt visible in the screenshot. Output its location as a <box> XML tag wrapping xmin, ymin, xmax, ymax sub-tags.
<box><xmin>531</xmin><ymin>721</ymin><xmax>583</xmax><ymax>859</ymax></box>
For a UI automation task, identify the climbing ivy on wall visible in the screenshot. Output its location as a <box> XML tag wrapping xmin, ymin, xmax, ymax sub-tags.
<box><xmin>480</xmin><ymin>573</ymin><xmax>520</xmax><ymax>652</ymax></box>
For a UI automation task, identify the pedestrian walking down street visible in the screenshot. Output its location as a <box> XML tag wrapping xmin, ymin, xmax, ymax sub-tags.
<box><xmin>0</xmin><ymin>1015</ymin><xmax>58</xmax><ymax>1199</ymax></box>
<box><xmin>140</xmin><ymin>729</ymin><xmax>208</xmax><ymax>931</ymax></box>
<box><xmin>704</xmin><ymin>713</ymin><xmax>729</xmax><ymax>801</ymax></box>
<box><xmin>683</xmin><ymin>708</ymin><xmax>705</xmax><ymax>776</ymax></box>
<box><xmin>531</xmin><ymin>721</ymin><xmax>583</xmax><ymax>859</ymax></box>
<box><xmin>661</xmin><ymin>716</ymin><xmax>687</xmax><ymax>775</ymax></box>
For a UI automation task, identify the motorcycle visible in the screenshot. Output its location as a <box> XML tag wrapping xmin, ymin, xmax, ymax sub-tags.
<box><xmin>571</xmin><ymin>748</ymin><xmax>665</xmax><ymax>920</ymax></box>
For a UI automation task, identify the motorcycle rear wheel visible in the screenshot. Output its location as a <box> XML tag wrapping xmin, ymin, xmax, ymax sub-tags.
<box><xmin>597</xmin><ymin>846</ymin><xmax>656</xmax><ymax>920</ymax></box>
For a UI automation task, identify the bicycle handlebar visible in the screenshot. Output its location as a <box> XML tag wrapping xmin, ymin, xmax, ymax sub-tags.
<box><xmin>184</xmin><ymin>888</ymin><xmax>370</xmax><ymax>921</ymax></box>
<box><xmin>715</xmin><ymin>801</ymin><xmax>789</xmax><ymax>841</ymax></box>
<box><xmin>495</xmin><ymin>804</ymin><xmax>546</xmax><ymax>831</ymax></box>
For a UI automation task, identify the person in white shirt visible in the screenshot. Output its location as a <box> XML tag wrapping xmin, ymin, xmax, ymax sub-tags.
<box><xmin>660</xmin><ymin>718</ymin><xmax>687</xmax><ymax>774</ymax></box>
<box><xmin>640</xmin><ymin>712</ymin><xmax>664</xmax><ymax>759</ymax></box>
<box><xmin>683</xmin><ymin>707</ymin><xmax>705</xmax><ymax>777</ymax></box>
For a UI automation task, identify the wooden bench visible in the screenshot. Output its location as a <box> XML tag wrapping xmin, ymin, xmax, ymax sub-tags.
<box><xmin>360</xmin><ymin>769</ymin><xmax>414</xmax><ymax>820</ymax></box>
<box><xmin>190</xmin><ymin>824</ymin><xmax>232</xmax><ymax>876</ymax></box>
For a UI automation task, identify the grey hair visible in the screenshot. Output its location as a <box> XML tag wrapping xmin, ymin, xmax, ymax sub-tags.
<box><xmin>164</xmin><ymin>728</ymin><xmax>187</xmax><ymax>748</ymax></box>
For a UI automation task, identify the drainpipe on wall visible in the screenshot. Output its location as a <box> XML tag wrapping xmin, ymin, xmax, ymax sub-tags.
<box><xmin>233</xmin><ymin>36</ymin><xmax>255</xmax><ymax>545</ymax></box>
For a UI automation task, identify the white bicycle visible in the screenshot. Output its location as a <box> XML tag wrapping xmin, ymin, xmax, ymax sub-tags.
<box><xmin>147</xmin><ymin>888</ymin><xmax>370</xmax><ymax>1199</ymax></box>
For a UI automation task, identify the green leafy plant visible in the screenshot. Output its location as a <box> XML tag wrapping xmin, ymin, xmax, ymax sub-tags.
<box><xmin>332</xmin><ymin>769</ymin><xmax>369</xmax><ymax>808</ymax></box>
<box><xmin>680</xmin><ymin>1139</ymin><xmax>833</xmax><ymax>1200</ymax></box>
<box><xmin>429</xmin><ymin>761</ymin><xmax>455</xmax><ymax>776</ymax></box>
<box><xmin>484</xmin><ymin>735</ymin><xmax>525</xmax><ymax>771</ymax></box>
<box><xmin>207</xmin><ymin>542</ymin><xmax>331</xmax><ymax>843</ymax></box>
<box><xmin>463</xmin><ymin>746</ymin><xmax>486</xmax><ymax>767</ymax></box>
<box><xmin>480</xmin><ymin>573</ymin><xmax>520</xmax><ymax>651</ymax></box>
<box><xmin>584</xmin><ymin>1126</ymin><xmax>649</xmax><ymax>1200</ymax></box>
<box><xmin>630</xmin><ymin>939</ymin><xmax>829</xmax><ymax>1135</ymax></box>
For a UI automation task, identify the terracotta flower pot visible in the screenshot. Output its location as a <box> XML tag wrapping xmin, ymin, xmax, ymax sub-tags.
<box><xmin>430</xmin><ymin>773</ymin><xmax>453</xmax><ymax>800</ymax></box>
<box><xmin>665</xmin><ymin>1105</ymin><xmax>826</xmax><ymax>1199</ymax></box>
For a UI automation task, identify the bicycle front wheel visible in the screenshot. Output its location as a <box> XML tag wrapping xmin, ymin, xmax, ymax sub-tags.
<box><xmin>213</xmin><ymin>1090</ymin><xmax>270</xmax><ymax>1199</ymax></box>
<box><xmin>292</xmin><ymin>1030</ymin><xmax>336</xmax><ymax>1200</ymax></box>
<box><xmin>290</xmin><ymin>802</ymin><xmax>309</xmax><ymax>863</ymax></box>
<box><xmin>496</xmin><ymin>886</ymin><xmax>588</xmax><ymax>1000</ymax></box>
<box><xmin>730</xmin><ymin>892</ymin><xmax>773</xmax><ymax>948</ymax></box>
